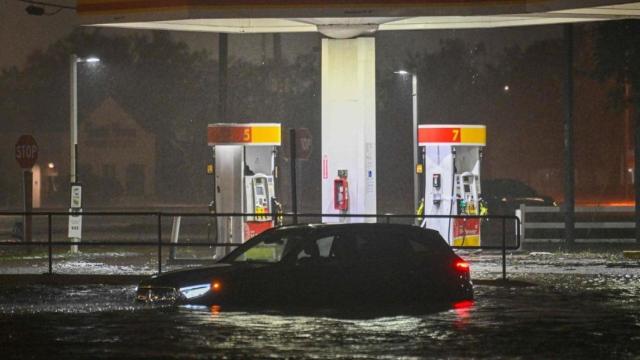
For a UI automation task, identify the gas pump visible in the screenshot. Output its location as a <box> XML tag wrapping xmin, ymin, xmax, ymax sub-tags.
<box><xmin>418</xmin><ymin>125</ymin><xmax>486</xmax><ymax>246</ymax></box>
<box><xmin>244</xmin><ymin>173</ymin><xmax>276</xmax><ymax>236</ymax></box>
<box><xmin>207</xmin><ymin>123</ymin><xmax>281</xmax><ymax>258</ymax></box>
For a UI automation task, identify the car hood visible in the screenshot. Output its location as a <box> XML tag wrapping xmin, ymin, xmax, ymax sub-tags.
<box><xmin>140</xmin><ymin>263</ymin><xmax>246</xmax><ymax>289</ymax></box>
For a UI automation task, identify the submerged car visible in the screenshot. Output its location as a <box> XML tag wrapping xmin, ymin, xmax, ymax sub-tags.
<box><xmin>482</xmin><ymin>178</ymin><xmax>557</xmax><ymax>215</ymax></box>
<box><xmin>136</xmin><ymin>223</ymin><xmax>473</xmax><ymax>307</ymax></box>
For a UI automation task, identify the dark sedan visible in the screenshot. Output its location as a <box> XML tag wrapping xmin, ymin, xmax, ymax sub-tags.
<box><xmin>136</xmin><ymin>223</ymin><xmax>473</xmax><ymax>307</ymax></box>
<box><xmin>482</xmin><ymin>178</ymin><xmax>557</xmax><ymax>215</ymax></box>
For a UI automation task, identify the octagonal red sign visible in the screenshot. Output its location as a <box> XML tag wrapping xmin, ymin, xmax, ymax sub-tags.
<box><xmin>15</xmin><ymin>135</ymin><xmax>38</xmax><ymax>169</ymax></box>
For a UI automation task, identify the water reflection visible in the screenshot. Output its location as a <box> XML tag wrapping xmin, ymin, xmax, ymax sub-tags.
<box><xmin>452</xmin><ymin>300</ymin><xmax>474</xmax><ymax>329</ymax></box>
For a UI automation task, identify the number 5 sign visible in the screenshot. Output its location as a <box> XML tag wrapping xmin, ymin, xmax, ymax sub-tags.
<box><xmin>207</xmin><ymin>123</ymin><xmax>281</xmax><ymax>146</ymax></box>
<box><xmin>15</xmin><ymin>135</ymin><xmax>39</xmax><ymax>169</ymax></box>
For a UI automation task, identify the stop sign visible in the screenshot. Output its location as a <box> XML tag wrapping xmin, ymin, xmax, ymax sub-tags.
<box><xmin>15</xmin><ymin>135</ymin><xmax>39</xmax><ymax>169</ymax></box>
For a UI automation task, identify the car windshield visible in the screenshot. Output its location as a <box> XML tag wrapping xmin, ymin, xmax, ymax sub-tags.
<box><xmin>223</xmin><ymin>232</ymin><xmax>300</xmax><ymax>263</ymax></box>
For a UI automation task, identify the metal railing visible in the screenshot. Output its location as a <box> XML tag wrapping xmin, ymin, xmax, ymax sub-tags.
<box><xmin>0</xmin><ymin>211</ymin><xmax>520</xmax><ymax>280</ymax></box>
<box><xmin>517</xmin><ymin>205</ymin><xmax>639</xmax><ymax>245</ymax></box>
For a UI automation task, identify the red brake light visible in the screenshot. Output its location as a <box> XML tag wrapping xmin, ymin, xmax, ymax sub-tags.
<box><xmin>455</xmin><ymin>260</ymin><xmax>470</xmax><ymax>271</ymax></box>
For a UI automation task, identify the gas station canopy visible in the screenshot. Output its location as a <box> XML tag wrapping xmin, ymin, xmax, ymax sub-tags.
<box><xmin>78</xmin><ymin>0</ymin><xmax>640</xmax><ymax>36</ymax></box>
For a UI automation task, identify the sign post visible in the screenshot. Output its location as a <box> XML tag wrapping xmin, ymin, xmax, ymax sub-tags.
<box><xmin>68</xmin><ymin>183</ymin><xmax>83</xmax><ymax>253</ymax></box>
<box><xmin>296</xmin><ymin>128</ymin><xmax>312</xmax><ymax>161</ymax></box>
<box><xmin>15</xmin><ymin>135</ymin><xmax>38</xmax><ymax>247</ymax></box>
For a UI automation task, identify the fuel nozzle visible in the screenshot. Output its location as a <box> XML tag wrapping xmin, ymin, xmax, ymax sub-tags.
<box><xmin>416</xmin><ymin>198</ymin><xmax>425</xmax><ymax>216</ymax></box>
<box><xmin>458</xmin><ymin>198</ymin><xmax>467</xmax><ymax>215</ymax></box>
<box><xmin>271</xmin><ymin>198</ymin><xmax>284</xmax><ymax>227</ymax></box>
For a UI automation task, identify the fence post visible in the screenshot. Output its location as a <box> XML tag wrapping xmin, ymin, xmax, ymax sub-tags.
<box><xmin>517</xmin><ymin>204</ymin><xmax>526</xmax><ymax>247</ymax></box>
<box><xmin>502</xmin><ymin>216</ymin><xmax>507</xmax><ymax>281</ymax></box>
<box><xmin>515</xmin><ymin>214</ymin><xmax>522</xmax><ymax>250</ymax></box>
<box><xmin>48</xmin><ymin>213</ymin><xmax>52</xmax><ymax>275</ymax></box>
<box><xmin>290</xmin><ymin>128</ymin><xmax>298</xmax><ymax>225</ymax></box>
<box><xmin>170</xmin><ymin>216</ymin><xmax>181</xmax><ymax>261</ymax></box>
<box><xmin>157</xmin><ymin>213</ymin><xmax>162</xmax><ymax>274</ymax></box>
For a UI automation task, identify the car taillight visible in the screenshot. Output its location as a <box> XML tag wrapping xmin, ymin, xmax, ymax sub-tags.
<box><xmin>455</xmin><ymin>259</ymin><xmax>470</xmax><ymax>272</ymax></box>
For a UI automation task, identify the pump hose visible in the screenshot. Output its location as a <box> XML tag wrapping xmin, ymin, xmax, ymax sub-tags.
<box><xmin>416</xmin><ymin>198</ymin><xmax>425</xmax><ymax>225</ymax></box>
<box><xmin>448</xmin><ymin>161</ymin><xmax>456</xmax><ymax>245</ymax></box>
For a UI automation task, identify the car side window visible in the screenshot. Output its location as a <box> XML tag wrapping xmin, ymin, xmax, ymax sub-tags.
<box><xmin>295</xmin><ymin>235</ymin><xmax>335</xmax><ymax>264</ymax></box>
<box><xmin>229</xmin><ymin>233</ymin><xmax>296</xmax><ymax>263</ymax></box>
<box><xmin>413</xmin><ymin>229</ymin><xmax>452</xmax><ymax>256</ymax></box>
<box><xmin>316</xmin><ymin>236</ymin><xmax>334</xmax><ymax>257</ymax></box>
<box><xmin>328</xmin><ymin>233</ymin><xmax>357</xmax><ymax>264</ymax></box>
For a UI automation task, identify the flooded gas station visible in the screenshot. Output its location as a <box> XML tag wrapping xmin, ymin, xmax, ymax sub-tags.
<box><xmin>3</xmin><ymin>0</ymin><xmax>640</xmax><ymax>358</ymax></box>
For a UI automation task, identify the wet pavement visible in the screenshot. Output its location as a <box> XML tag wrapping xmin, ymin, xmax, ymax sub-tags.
<box><xmin>0</xmin><ymin>251</ymin><xmax>639</xmax><ymax>359</ymax></box>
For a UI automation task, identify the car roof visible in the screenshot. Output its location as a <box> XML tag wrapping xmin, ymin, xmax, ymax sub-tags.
<box><xmin>273</xmin><ymin>222</ymin><xmax>441</xmax><ymax>236</ymax></box>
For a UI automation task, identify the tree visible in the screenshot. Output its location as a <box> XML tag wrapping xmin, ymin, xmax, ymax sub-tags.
<box><xmin>0</xmin><ymin>29</ymin><xmax>321</xmax><ymax>207</ymax></box>
<box><xmin>592</xmin><ymin>20</ymin><xmax>640</xmax><ymax>200</ymax></box>
<box><xmin>592</xmin><ymin>20</ymin><xmax>640</xmax><ymax>109</ymax></box>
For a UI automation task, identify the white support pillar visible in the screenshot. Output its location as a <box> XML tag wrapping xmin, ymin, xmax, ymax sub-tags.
<box><xmin>215</xmin><ymin>145</ymin><xmax>243</xmax><ymax>258</ymax></box>
<box><xmin>321</xmin><ymin>37</ymin><xmax>376</xmax><ymax>222</ymax></box>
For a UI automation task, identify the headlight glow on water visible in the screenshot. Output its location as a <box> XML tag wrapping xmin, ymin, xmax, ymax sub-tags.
<box><xmin>179</xmin><ymin>284</ymin><xmax>211</xmax><ymax>299</ymax></box>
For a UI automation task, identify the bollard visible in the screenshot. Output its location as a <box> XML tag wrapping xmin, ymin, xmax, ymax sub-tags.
<box><xmin>48</xmin><ymin>213</ymin><xmax>52</xmax><ymax>275</ymax></box>
<box><xmin>157</xmin><ymin>213</ymin><xmax>162</xmax><ymax>274</ymax></box>
<box><xmin>502</xmin><ymin>217</ymin><xmax>507</xmax><ymax>281</ymax></box>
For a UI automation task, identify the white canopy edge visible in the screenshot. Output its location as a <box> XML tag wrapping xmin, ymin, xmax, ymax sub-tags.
<box><xmin>80</xmin><ymin>2</ymin><xmax>640</xmax><ymax>37</ymax></box>
<box><xmin>84</xmin><ymin>2</ymin><xmax>640</xmax><ymax>34</ymax></box>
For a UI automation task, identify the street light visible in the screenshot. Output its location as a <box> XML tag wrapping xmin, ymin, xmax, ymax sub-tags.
<box><xmin>394</xmin><ymin>70</ymin><xmax>419</xmax><ymax>214</ymax></box>
<box><xmin>69</xmin><ymin>54</ymin><xmax>100</xmax><ymax>252</ymax></box>
<box><xmin>70</xmin><ymin>54</ymin><xmax>100</xmax><ymax>184</ymax></box>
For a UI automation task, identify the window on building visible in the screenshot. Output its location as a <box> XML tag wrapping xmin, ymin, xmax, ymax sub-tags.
<box><xmin>126</xmin><ymin>163</ymin><xmax>145</xmax><ymax>195</ymax></box>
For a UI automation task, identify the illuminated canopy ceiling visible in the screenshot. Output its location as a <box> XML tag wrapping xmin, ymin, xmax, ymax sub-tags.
<box><xmin>78</xmin><ymin>0</ymin><xmax>640</xmax><ymax>37</ymax></box>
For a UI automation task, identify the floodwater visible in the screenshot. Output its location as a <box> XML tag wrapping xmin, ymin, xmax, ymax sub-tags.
<box><xmin>1</xmin><ymin>255</ymin><xmax>639</xmax><ymax>359</ymax></box>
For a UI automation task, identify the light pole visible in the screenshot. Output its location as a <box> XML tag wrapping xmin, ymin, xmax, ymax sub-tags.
<box><xmin>395</xmin><ymin>70</ymin><xmax>419</xmax><ymax>214</ymax></box>
<box><xmin>70</xmin><ymin>55</ymin><xmax>100</xmax><ymax>184</ymax></box>
<box><xmin>69</xmin><ymin>54</ymin><xmax>100</xmax><ymax>252</ymax></box>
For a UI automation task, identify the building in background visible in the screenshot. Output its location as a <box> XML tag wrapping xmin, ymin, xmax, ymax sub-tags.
<box><xmin>78</xmin><ymin>97</ymin><xmax>157</xmax><ymax>205</ymax></box>
<box><xmin>0</xmin><ymin>97</ymin><xmax>158</xmax><ymax>208</ymax></box>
